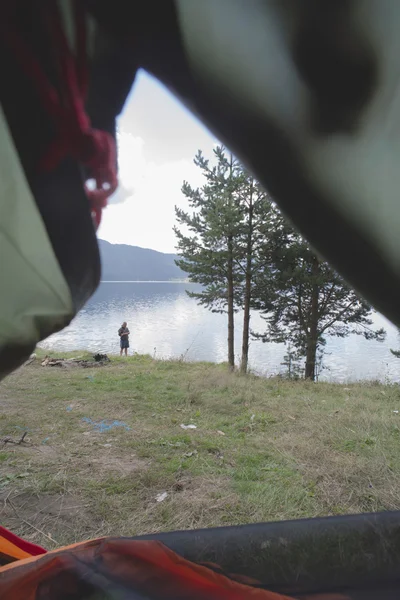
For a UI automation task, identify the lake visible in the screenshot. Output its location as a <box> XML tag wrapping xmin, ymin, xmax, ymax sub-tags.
<box><xmin>39</xmin><ymin>282</ymin><xmax>400</xmax><ymax>383</ymax></box>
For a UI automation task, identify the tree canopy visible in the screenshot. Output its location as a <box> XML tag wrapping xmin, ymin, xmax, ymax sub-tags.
<box><xmin>252</xmin><ymin>206</ymin><xmax>386</xmax><ymax>380</ymax></box>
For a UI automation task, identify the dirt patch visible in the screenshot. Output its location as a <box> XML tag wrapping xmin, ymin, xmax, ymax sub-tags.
<box><xmin>1</xmin><ymin>442</ymin><xmax>60</xmax><ymax>463</ymax></box>
<box><xmin>0</xmin><ymin>491</ymin><xmax>97</xmax><ymax>549</ymax></box>
<box><xmin>89</xmin><ymin>453</ymin><xmax>148</xmax><ymax>476</ymax></box>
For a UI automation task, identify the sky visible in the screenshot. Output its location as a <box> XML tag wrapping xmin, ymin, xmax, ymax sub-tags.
<box><xmin>97</xmin><ymin>70</ymin><xmax>218</xmax><ymax>254</ymax></box>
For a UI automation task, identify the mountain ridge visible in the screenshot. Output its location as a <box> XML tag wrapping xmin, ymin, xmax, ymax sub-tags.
<box><xmin>98</xmin><ymin>239</ymin><xmax>185</xmax><ymax>281</ymax></box>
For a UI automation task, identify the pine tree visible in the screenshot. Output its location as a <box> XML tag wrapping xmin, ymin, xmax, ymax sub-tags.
<box><xmin>174</xmin><ymin>147</ymin><xmax>272</xmax><ymax>372</ymax></box>
<box><xmin>390</xmin><ymin>332</ymin><xmax>400</xmax><ymax>359</ymax></box>
<box><xmin>174</xmin><ymin>148</ymin><xmax>244</xmax><ymax>368</ymax></box>
<box><xmin>253</xmin><ymin>207</ymin><xmax>386</xmax><ymax>380</ymax></box>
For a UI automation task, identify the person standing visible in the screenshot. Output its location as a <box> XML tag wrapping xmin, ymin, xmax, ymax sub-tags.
<box><xmin>118</xmin><ymin>321</ymin><xmax>130</xmax><ymax>356</ymax></box>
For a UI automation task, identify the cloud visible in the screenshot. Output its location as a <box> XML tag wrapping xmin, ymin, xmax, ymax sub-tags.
<box><xmin>106</xmin><ymin>131</ymin><xmax>145</xmax><ymax>205</ymax></box>
<box><xmin>97</xmin><ymin>69</ymin><xmax>221</xmax><ymax>250</ymax></box>
<box><xmin>107</xmin><ymin>183</ymin><xmax>132</xmax><ymax>205</ymax></box>
<box><xmin>98</xmin><ymin>131</ymin><xmax>213</xmax><ymax>253</ymax></box>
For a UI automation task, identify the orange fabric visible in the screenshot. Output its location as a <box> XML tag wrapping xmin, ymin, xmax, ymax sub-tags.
<box><xmin>0</xmin><ymin>535</ymin><xmax>352</xmax><ymax>600</ymax></box>
<box><xmin>0</xmin><ymin>537</ymin><xmax>107</xmax><ymax>574</ymax></box>
<box><xmin>0</xmin><ymin>525</ymin><xmax>46</xmax><ymax>561</ymax></box>
<box><xmin>0</xmin><ymin>537</ymin><xmax>32</xmax><ymax>561</ymax></box>
<box><xmin>0</xmin><ymin>537</ymin><xmax>295</xmax><ymax>599</ymax></box>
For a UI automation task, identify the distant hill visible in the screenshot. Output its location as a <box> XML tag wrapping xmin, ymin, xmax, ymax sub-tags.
<box><xmin>98</xmin><ymin>239</ymin><xmax>185</xmax><ymax>281</ymax></box>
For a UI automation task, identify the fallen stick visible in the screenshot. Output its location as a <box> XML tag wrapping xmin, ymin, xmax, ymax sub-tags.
<box><xmin>20</xmin><ymin>519</ymin><xmax>58</xmax><ymax>545</ymax></box>
<box><xmin>2</xmin><ymin>431</ymin><xmax>28</xmax><ymax>445</ymax></box>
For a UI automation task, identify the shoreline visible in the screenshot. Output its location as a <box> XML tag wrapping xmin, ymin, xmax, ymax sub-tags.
<box><xmin>34</xmin><ymin>349</ymin><xmax>399</xmax><ymax>386</ymax></box>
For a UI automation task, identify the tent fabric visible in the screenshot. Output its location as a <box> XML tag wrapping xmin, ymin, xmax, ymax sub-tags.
<box><xmin>0</xmin><ymin>532</ymin><xmax>349</xmax><ymax>600</ymax></box>
<box><xmin>4</xmin><ymin>513</ymin><xmax>400</xmax><ymax>599</ymax></box>
<box><xmin>88</xmin><ymin>0</ymin><xmax>400</xmax><ymax>329</ymax></box>
<box><xmin>0</xmin><ymin>1</ymin><xmax>137</xmax><ymax>378</ymax></box>
<box><xmin>0</xmin><ymin>104</ymin><xmax>74</xmax><ymax>377</ymax></box>
<box><xmin>0</xmin><ymin>526</ymin><xmax>46</xmax><ymax>565</ymax></box>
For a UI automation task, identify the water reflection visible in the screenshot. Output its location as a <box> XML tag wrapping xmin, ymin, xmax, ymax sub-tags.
<box><xmin>39</xmin><ymin>282</ymin><xmax>400</xmax><ymax>383</ymax></box>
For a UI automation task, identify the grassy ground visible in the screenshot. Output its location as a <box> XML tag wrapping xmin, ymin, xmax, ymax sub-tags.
<box><xmin>1</xmin><ymin>351</ymin><xmax>400</xmax><ymax>550</ymax></box>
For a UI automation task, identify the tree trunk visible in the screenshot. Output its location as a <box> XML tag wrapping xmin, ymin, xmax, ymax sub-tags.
<box><xmin>241</xmin><ymin>272</ymin><xmax>251</xmax><ymax>373</ymax></box>
<box><xmin>241</xmin><ymin>180</ymin><xmax>254</xmax><ymax>374</ymax></box>
<box><xmin>305</xmin><ymin>335</ymin><xmax>317</xmax><ymax>380</ymax></box>
<box><xmin>227</xmin><ymin>234</ymin><xmax>235</xmax><ymax>370</ymax></box>
<box><xmin>305</xmin><ymin>257</ymin><xmax>320</xmax><ymax>380</ymax></box>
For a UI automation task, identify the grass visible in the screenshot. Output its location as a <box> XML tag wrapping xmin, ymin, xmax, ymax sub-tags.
<box><xmin>1</xmin><ymin>351</ymin><xmax>400</xmax><ymax>550</ymax></box>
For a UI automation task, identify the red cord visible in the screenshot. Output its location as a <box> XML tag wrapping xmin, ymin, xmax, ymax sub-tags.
<box><xmin>1</xmin><ymin>2</ymin><xmax>118</xmax><ymax>229</ymax></box>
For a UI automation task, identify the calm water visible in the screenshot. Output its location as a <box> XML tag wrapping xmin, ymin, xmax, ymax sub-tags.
<box><xmin>39</xmin><ymin>282</ymin><xmax>400</xmax><ymax>383</ymax></box>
